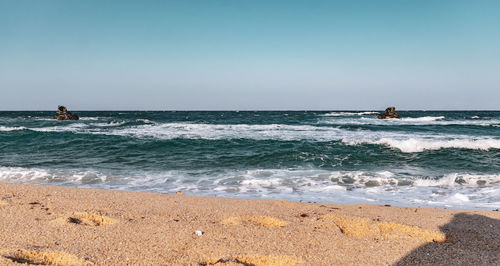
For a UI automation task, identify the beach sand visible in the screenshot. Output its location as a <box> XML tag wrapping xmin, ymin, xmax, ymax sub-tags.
<box><xmin>0</xmin><ymin>182</ymin><xmax>499</xmax><ymax>265</ymax></box>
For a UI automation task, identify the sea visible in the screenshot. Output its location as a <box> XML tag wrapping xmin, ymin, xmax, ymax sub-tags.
<box><xmin>1</xmin><ymin>110</ymin><xmax>499</xmax><ymax>210</ymax></box>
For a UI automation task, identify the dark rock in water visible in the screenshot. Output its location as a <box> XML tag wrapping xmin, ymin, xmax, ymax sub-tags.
<box><xmin>53</xmin><ymin>105</ymin><xmax>79</xmax><ymax>120</ymax></box>
<box><xmin>377</xmin><ymin>107</ymin><xmax>401</xmax><ymax>119</ymax></box>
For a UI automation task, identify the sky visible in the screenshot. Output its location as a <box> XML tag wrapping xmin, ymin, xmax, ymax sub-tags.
<box><xmin>1</xmin><ymin>0</ymin><xmax>499</xmax><ymax>110</ymax></box>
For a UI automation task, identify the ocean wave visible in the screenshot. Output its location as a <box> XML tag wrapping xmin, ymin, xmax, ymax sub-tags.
<box><xmin>320</xmin><ymin>116</ymin><xmax>500</xmax><ymax>126</ymax></box>
<box><xmin>12</xmin><ymin>122</ymin><xmax>500</xmax><ymax>152</ymax></box>
<box><xmin>413</xmin><ymin>173</ymin><xmax>500</xmax><ymax>187</ymax></box>
<box><xmin>400</xmin><ymin>116</ymin><xmax>445</xmax><ymax>122</ymax></box>
<box><xmin>79</xmin><ymin>117</ymin><xmax>100</xmax><ymax>121</ymax></box>
<box><xmin>1</xmin><ymin>167</ymin><xmax>498</xmax><ymax>209</ymax></box>
<box><xmin>322</xmin><ymin>111</ymin><xmax>378</xmax><ymax>117</ymax></box>
<box><xmin>30</xmin><ymin>123</ymin><xmax>90</xmax><ymax>133</ymax></box>
<box><xmin>2</xmin><ymin>166</ymin><xmax>497</xmax><ymax>189</ymax></box>
<box><xmin>104</xmin><ymin>123</ymin><xmax>341</xmax><ymax>140</ymax></box>
<box><xmin>33</xmin><ymin>116</ymin><xmax>101</xmax><ymax>121</ymax></box>
<box><xmin>91</xmin><ymin>121</ymin><xmax>126</xmax><ymax>127</ymax></box>
<box><xmin>344</xmin><ymin>137</ymin><xmax>500</xmax><ymax>152</ymax></box>
<box><xmin>234</xmin><ymin>169</ymin><xmax>500</xmax><ymax>190</ymax></box>
<box><xmin>230</xmin><ymin>169</ymin><xmax>405</xmax><ymax>190</ymax></box>
<box><xmin>5</xmin><ymin>122</ymin><xmax>346</xmax><ymax>140</ymax></box>
<box><xmin>0</xmin><ymin>166</ymin><xmax>108</xmax><ymax>184</ymax></box>
<box><xmin>0</xmin><ymin>126</ymin><xmax>26</xmax><ymax>131</ymax></box>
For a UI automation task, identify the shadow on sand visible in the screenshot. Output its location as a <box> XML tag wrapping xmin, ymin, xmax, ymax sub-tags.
<box><xmin>396</xmin><ymin>213</ymin><xmax>500</xmax><ymax>265</ymax></box>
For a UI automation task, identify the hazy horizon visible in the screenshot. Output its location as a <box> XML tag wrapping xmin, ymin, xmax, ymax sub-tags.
<box><xmin>2</xmin><ymin>108</ymin><xmax>500</xmax><ymax>112</ymax></box>
<box><xmin>1</xmin><ymin>0</ymin><xmax>499</xmax><ymax>110</ymax></box>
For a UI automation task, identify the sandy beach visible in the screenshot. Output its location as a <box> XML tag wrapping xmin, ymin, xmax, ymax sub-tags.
<box><xmin>3</xmin><ymin>0</ymin><xmax>500</xmax><ymax>264</ymax></box>
<box><xmin>0</xmin><ymin>182</ymin><xmax>499</xmax><ymax>265</ymax></box>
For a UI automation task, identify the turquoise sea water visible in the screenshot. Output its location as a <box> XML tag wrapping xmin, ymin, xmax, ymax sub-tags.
<box><xmin>1</xmin><ymin>111</ymin><xmax>499</xmax><ymax>210</ymax></box>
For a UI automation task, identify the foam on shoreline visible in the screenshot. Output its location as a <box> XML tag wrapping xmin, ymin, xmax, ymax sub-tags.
<box><xmin>1</xmin><ymin>166</ymin><xmax>498</xmax><ymax>210</ymax></box>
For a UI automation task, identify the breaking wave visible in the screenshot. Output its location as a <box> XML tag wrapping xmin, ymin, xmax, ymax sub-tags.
<box><xmin>1</xmin><ymin>166</ymin><xmax>498</xmax><ymax>209</ymax></box>
<box><xmin>0</xmin><ymin>126</ymin><xmax>26</xmax><ymax>132</ymax></box>
<box><xmin>4</xmin><ymin>121</ymin><xmax>500</xmax><ymax>153</ymax></box>
<box><xmin>2</xmin><ymin>110</ymin><xmax>500</xmax><ymax>210</ymax></box>
<box><xmin>79</xmin><ymin>117</ymin><xmax>100</xmax><ymax>121</ymax></box>
<box><xmin>322</xmin><ymin>111</ymin><xmax>379</xmax><ymax>116</ymax></box>
<box><xmin>104</xmin><ymin>123</ymin><xmax>339</xmax><ymax>140</ymax></box>
<box><xmin>400</xmin><ymin>116</ymin><xmax>445</xmax><ymax>122</ymax></box>
<box><xmin>29</xmin><ymin>123</ymin><xmax>90</xmax><ymax>133</ymax></box>
<box><xmin>0</xmin><ymin>166</ymin><xmax>108</xmax><ymax>184</ymax></box>
<box><xmin>91</xmin><ymin>121</ymin><xmax>126</xmax><ymax>127</ymax></box>
<box><xmin>5</xmin><ymin>167</ymin><xmax>497</xmax><ymax>189</ymax></box>
<box><xmin>344</xmin><ymin>137</ymin><xmax>500</xmax><ymax>153</ymax></box>
<box><xmin>319</xmin><ymin>116</ymin><xmax>500</xmax><ymax>126</ymax></box>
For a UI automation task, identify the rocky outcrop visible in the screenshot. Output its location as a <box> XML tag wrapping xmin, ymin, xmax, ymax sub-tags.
<box><xmin>53</xmin><ymin>106</ymin><xmax>79</xmax><ymax>120</ymax></box>
<box><xmin>377</xmin><ymin>107</ymin><xmax>401</xmax><ymax>119</ymax></box>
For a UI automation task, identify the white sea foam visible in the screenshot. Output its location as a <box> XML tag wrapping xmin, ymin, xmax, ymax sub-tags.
<box><xmin>320</xmin><ymin>116</ymin><xmax>500</xmax><ymax>126</ymax></box>
<box><xmin>1</xmin><ymin>166</ymin><xmax>497</xmax><ymax>209</ymax></box>
<box><xmin>105</xmin><ymin>123</ymin><xmax>342</xmax><ymax>141</ymax></box>
<box><xmin>346</xmin><ymin>137</ymin><xmax>500</xmax><ymax>153</ymax></box>
<box><xmin>32</xmin><ymin>117</ymin><xmax>101</xmax><ymax>121</ymax></box>
<box><xmin>443</xmin><ymin>193</ymin><xmax>470</xmax><ymax>204</ymax></box>
<box><xmin>322</xmin><ymin>111</ymin><xmax>378</xmax><ymax>117</ymax></box>
<box><xmin>413</xmin><ymin>173</ymin><xmax>500</xmax><ymax>187</ymax></box>
<box><xmin>0</xmin><ymin>167</ymin><xmax>382</xmax><ymax>187</ymax></box>
<box><xmin>17</xmin><ymin>121</ymin><xmax>500</xmax><ymax>153</ymax></box>
<box><xmin>329</xmin><ymin>115</ymin><xmax>445</xmax><ymax>123</ymax></box>
<box><xmin>91</xmin><ymin>121</ymin><xmax>125</xmax><ymax>127</ymax></box>
<box><xmin>32</xmin><ymin>116</ymin><xmax>100</xmax><ymax>121</ymax></box>
<box><xmin>79</xmin><ymin>117</ymin><xmax>100</xmax><ymax>121</ymax></box>
<box><xmin>0</xmin><ymin>166</ymin><xmax>107</xmax><ymax>184</ymax></box>
<box><xmin>0</xmin><ymin>126</ymin><xmax>26</xmax><ymax>131</ymax></box>
<box><xmin>7</xmin><ymin>121</ymin><xmax>349</xmax><ymax>140</ymax></box>
<box><xmin>31</xmin><ymin>123</ymin><xmax>89</xmax><ymax>133</ymax></box>
<box><xmin>326</xmin><ymin>116</ymin><xmax>448</xmax><ymax>125</ymax></box>
<box><xmin>200</xmin><ymin>169</ymin><xmax>500</xmax><ymax>209</ymax></box>
<box><xmin>400</xmin><ymin>116</ymin><xmax>445</xmax><ymax>122</ymax></box>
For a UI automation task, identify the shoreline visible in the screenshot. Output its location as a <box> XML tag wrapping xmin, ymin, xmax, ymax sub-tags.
<box><xmin>2</xmin><ymin>182</ymin><xmax>498</xmax><ymax>212</ymax></box>
<box><xmin>1</xmin><ymin>182</ymin><xmax>499</xmax><ymax>265</ymax></box>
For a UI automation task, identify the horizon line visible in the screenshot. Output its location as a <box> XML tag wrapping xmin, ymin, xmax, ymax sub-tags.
<box><xmin>2</xmin><ymin>109</ymin><xmax>500</xmax><ymax>112</ymax></box>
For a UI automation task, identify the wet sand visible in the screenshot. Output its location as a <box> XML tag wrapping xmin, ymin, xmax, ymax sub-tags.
<box><xmin>1</xmin><ymin>182</ymin><xmax>499</xmax><ymax>265</ymax></box>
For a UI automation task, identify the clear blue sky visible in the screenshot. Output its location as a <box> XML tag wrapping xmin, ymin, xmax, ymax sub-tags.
<box><xmin>1</xmin><ymin>0</ymin><xmax>499</xmax><ymax>110</ymax></box>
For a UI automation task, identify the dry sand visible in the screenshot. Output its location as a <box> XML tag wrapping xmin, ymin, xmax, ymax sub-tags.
<box><xmin>0</xmin><ymin>182</ymin><xmax>499</xmax><ymax>265</ymax></box>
